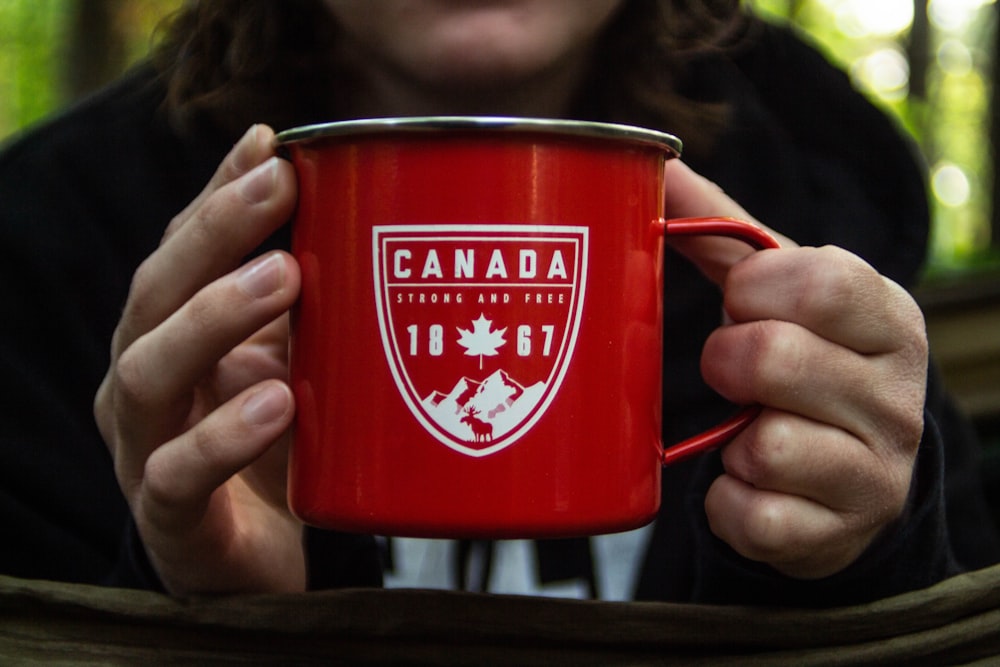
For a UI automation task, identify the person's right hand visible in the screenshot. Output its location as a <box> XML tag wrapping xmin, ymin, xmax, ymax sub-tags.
<box><xmin>94</xmin><ymin>125</ymin><xmax>306</xmax><ymax>595</ymax></box>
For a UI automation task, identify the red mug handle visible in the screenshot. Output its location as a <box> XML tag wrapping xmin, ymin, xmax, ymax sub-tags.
<box><xmin>655</xmin><ymin>216</ymin><xmax>781</xmax><ymax>465</ymax></box>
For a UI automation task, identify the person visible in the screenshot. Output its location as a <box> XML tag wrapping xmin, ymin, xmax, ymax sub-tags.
<box><xmin>1</xmin><ymin>0</ymin><xmax>997</xmax><ymax>604</ymax></box>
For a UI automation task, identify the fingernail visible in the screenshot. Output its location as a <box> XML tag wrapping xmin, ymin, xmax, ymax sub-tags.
<box><xmin>237</xmin><ymin>252</ymin><xmax>285</xmax><ymax>298</ymax></box>
<box><xmin>237</xmin><ymin>157</ymin><xmax>278</xmax><ymax>204</ymax></box>
<box><xmin>242</xmin><ymin>384</ymin><xmax>290</xmax><ymax>426</ymax></box>
<box><xmin>232</xmin><ymin>124</ymin><xmax>262</xmax><ymax>174</ymax></box>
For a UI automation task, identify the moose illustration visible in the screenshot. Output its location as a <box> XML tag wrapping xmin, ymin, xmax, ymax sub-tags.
<box><xmin>460</xmin><ymin>406</ymin><xmax>494</xmax><ymax>443</ymax></box>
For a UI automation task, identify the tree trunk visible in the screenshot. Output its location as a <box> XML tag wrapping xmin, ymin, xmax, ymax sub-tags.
<box><xmin>907</xmin><ymin>0</ymin><xmax>930</xmax><ymax>103</ymax></box>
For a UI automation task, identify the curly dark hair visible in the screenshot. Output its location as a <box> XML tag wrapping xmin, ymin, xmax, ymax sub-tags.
<box><xmin>153</xmin><ymin>0</ymin><xmax>747</xmax><ymax>153</ymax></box>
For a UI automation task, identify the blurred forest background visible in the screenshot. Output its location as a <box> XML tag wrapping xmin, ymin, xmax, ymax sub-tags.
<box><xmin>1</xmin><ymin>0</ymin><xmax>999</xmax><ymax>279</ymax></box>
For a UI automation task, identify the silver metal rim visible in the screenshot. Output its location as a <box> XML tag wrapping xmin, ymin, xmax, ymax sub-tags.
<box><xmin>274</xmin><ymin>116</ymin><xmax>682</xmax><ymax>157</ymax></box>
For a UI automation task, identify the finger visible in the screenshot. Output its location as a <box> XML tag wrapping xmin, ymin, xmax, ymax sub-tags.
<box><xmin>662</xmin><ymin>160</ymin><xmax>796</xmax><ymax>285</ymax></box>
<box><xmin>237</xmin><ymin>419</ymin><xmax>293</xmax><ymax>507</ymax></box>
<box><xmin>161</xmin><ymin>124</ymin><xmax>276</xmax><ymax>242</ymax></box>
<box><xmin>207</xmin><ymin>315</ymin><xmax>293</xmax><ymax>404</ymax></box>
<box><xmin>663</xmin><ymin>159</ymin><xmax>757</xmax><ymax>221</ymax></box>
<box><xmin>702</xmin><ymin>318</ymin><xmax>926</xmax><ymax>450</ymax></box>
<box><xmin>705</xmin><ymin>474</ymin><xmax>877</xmax><ymax>579</ymax></box>
<box><xmin>115</xmin><ymin>155</ymin><xmax>297</xmax><ymax>355</ymax></box>
<box><xmin>112</xmin><ymin>251</ymin><xmax>299</xmax><ymax>467</ymax></box>
<box><xmin>718</xmin><ymin>409</ymin><xmax>911</xmax><ymax>516</ymax></box>
<box><xmin>139</xmin><ymin>380</ymin><xmax>294</xmax><ymax>533</ymax></box>
<box><xmin>722</xmin><ymin>245</ymin><xmax>927</xmax><ymax>356</ymax></box>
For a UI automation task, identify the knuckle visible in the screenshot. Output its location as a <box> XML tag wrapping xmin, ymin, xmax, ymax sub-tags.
<box><xmin>185</xmin><ymin>421</ymin><xmax>219</xmax><ymax>470</ymax></box>
<box><xmin>182</xmin><ymin>288</ymin><xmax>219</xmax><ymax>334</ymax></box>
<box><xmin>126</xmin><ymin>257</ymin><xmax>159</xmax><ymax>318</ymax></box>
<box><xmin>742</xmin><ymin>323</ymin><xmax>806</xmax><ymax>402</ymax></box>
<box><xmin>729</xmin><ymin>416</ymin><xmax>794</xmax><ymax>486</ymax></box>
<box><xmin>141</xmin><ymin>451</ymin><xmax>177</xmax><ymax>510</ymax></box>
<box><xmin>142</xmin><ymin>427</ymin><xmax>221</xmax><ymax>512</ymax></box>
<box><xmin>180</xmin><ymin>280</ymin><xmax>253</xmax><ymax>346</ymax></box>
<box><xmin>881</xmin><ymin>277</ymin><xmax>929</xmax><ymax>356</ymax></box>
<box><xmin>741</xmin><ymin>498</ymin><xmax>797</xmax><ymax>560</ymax></box>
<box><xmin>869</xmin><ymin>368</ymin><xmax>926</xmax><ymax>454</ymax></box>
<box><xmin>885</xmin><ymin>393</ymin><xmax>925</xmax><ymax>448</ymax></box>
<box><xmin>186</xmin><ymin>197</ymin><xmax>229</xmax><ymax>249</ymax></box>
<box><xmin>900</xmin><ymin>301</ymin><xmax>929</xmax><ymax>360</ymax></box>
<box><xmin>112</xmin><ymin>346</ymin><xmax>143</xmax><ymax>401</ymax></box>
<box><xmin>93</xmin><ymin>377</ymin><xmax>116</xmax><ymax>447</ymax></box>
<box><xmin>794</xmin><ymin>246</ymin><xmax>865</xmax><ymax>321</ymax></box>
<box><xmin>161</xmin><ymin>210</ymin><xmax>187</xmax><ymax>243</ymax></box>
<box><xmin>189</xmin><ymin>421</ymin><xmax>227</xmax><ymax>471</ymax></box>
<box><xmin>112</xmin><ymin>343</ymin><xmax>159</xmax><ymax>410</ymax></box>
<box><xmin>852</xmin><ymin>462</ymin><xmax>906</xmax><ymax>520</ymax></box>
<box><xmin>704</xmin><ymin>321</ymin><xmax>799</xmax><ymax>403</ymax></box>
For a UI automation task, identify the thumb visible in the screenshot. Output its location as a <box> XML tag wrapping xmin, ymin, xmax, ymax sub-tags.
<box><xmin>663</xmin><ymin>160</ymin><xmax>795</xmax><ymax>285</ymax></box>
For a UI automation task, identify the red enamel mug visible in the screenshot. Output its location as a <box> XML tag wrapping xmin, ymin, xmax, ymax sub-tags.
<box><xmin>276</xmin><ymin>117</ymin><xmax>778</xmax><ymax>538</ymax></box>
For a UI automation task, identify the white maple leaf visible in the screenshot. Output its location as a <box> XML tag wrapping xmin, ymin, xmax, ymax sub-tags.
<box><xmin>456</xmin><ymin>314</ymin><xmax>507</xmax><ymax>370</ymax></box>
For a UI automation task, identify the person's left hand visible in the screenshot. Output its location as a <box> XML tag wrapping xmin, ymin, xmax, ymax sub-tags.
<box><xmin>664</xmin><ymin>159</ymin><xmax>928</xmax><ymax>579</ymax></box>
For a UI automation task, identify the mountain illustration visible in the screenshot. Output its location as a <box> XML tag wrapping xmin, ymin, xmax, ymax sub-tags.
<box><xmin>421</xmin><ymin>369</ymin><xmax>545</xmax><ymax>446</ymax></box>
<box><xmin>424</xmin><ymin>390</ymin><xmax>449</xmax><ymax>408</ymax></box>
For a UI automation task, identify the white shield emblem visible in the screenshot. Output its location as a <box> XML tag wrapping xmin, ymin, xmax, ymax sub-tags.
<box><xmin>373</xmin><ymin>224</ymin><xmax>589</xmax><ymax>457</ymax></box>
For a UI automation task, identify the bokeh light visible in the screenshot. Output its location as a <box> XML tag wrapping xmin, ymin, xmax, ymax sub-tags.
<box><xmin>929</xmin><ymin>0</ymin><xmax>994</xmax><ymax>33</ymax></box>
<box><xmin>820</xmin><ymin>0</ymin><xmax>914</xmax><ymax>38</ymax></box>
<box><xmin>937</xmin><ymin>39</ymin><xmax>975</xmax><ymax>77</ymax></box>
<box><xmin>851</xmin><ymin>47</ymin><xmax>910</xmax><ymax>101</ymax></box>
<box><xmin>932</xmin><ymin>163</ymin><xmax>973</xmax><ymax>208</ymax></box>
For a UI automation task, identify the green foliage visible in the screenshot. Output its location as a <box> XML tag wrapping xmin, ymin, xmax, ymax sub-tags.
<box><xmin>0</xmin><ymin>0</ymin><xmax>182</xmax><ymax>139</ymax></box>
<box><xmin>0</xmin><ymin>0</ymin><xmax>65</xmax><ymax>138</ymax></box>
